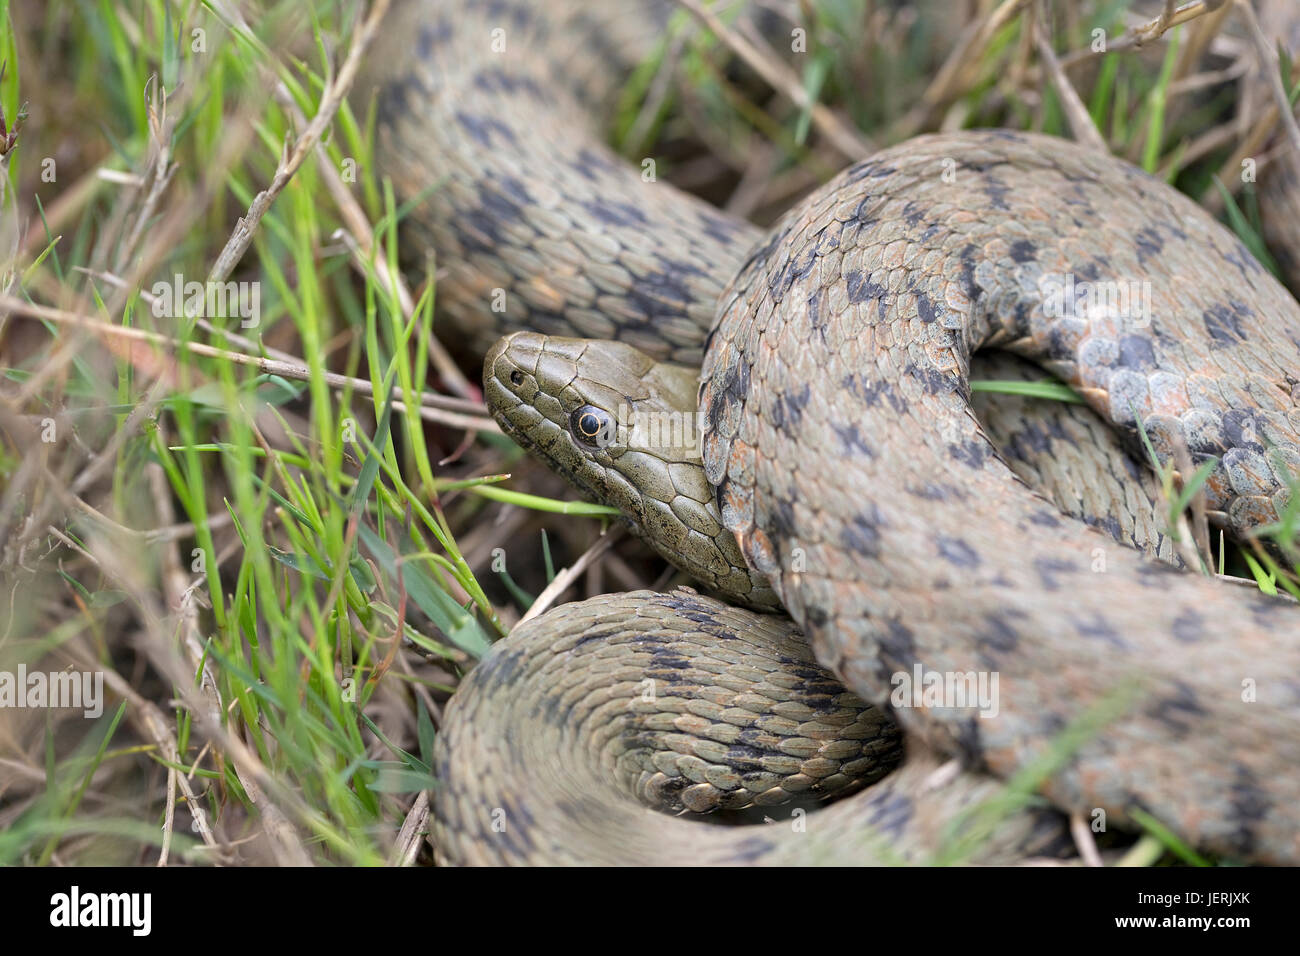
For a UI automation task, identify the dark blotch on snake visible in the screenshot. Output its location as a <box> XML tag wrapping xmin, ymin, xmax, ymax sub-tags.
<box><xmin>977</xmin><ymin>612</ymin><xmax>1021</xmax><ymax>658</ymax></box>
<box><xmin>1075</xmin><ymin>612</ymin><xmax>1128</xmax><ymax>650</ymax></box>
<box><xmin>916</xmin><ymin>291</ymin><xmax>941</xmax><ymax>323</ymax></box>
<box><xmin>1203</xmin><ymin>303</ymin><xmax>1249</xmax><ymax>347</ymax></box>
<box><xmin>1118</xmin><ymin>334</ymin><xmax>1157</xmax><ymax>370</ymax></box>
<box><xmin>907</xmin><ymin>481</ymin><xmax>965</xmax><ymax>502</ymax></box>
<box><xmin>1008</xmin><ymin>239</ymin><xmax>1037</xmax><ymax>263</ymax></box>
<box><xmin>769</xmin><ymin>497</ymin><xmax>798</xmax><ymax>542</ymax></box>
<box><xmin>582</xmin><ymin>198</ymin><xmax>648</xmax><ymax>229</ymax></box>
<box><xmin>1222</xmin><ymin>409</ymin><xmax>1265</xmax><ymax>452</ymax></box>
<box><xmin>953</xmin><ymin>717</ymin><xmax>986</xmax><ymax>766</ymax></box>
<box><xmin>1034</xmin><ymin>557</ymin><xmax>1079</xmax><ymax>592</ymax></box>
<box><xmin>417</xmin><ymin>19</ymin><xmax>453</xmax><ymax>57</ymax></box>
<box><xmin>1134</xmin><ymin>226</ymin><xmax>1163</xmax><ymax>265</ymax></box>
<box><xmin>947</xmin><ymin>439</ymin><xmax>990</xmax><ymax>469</ymax></box>
<box><xmin>1228</xmin><ymin>765</ymin><xmax>1269</xmax><ymax>857</ymax></box>
<box><xmin>879</xmin><ymin>617</ymin><xmax>917</xmax><ymax>664</ymax></box>
<box><xmin>833</xmin><ymin>422</ymin><xmax>875</xmax><ymax>458</ymax></box>
<box><xmin>845</xmin><ymin>270</ymin><xmax>888</xmax><ymax>306</ymax></box>
<box><xmin>841</xmin><ymin>505</ymin><xmax>887</xmax><ymax>559</ymax></box>
<box><xmin>905</xmin><ymin>362</ymin><xmax>957</xmax><ymax>397</ymax></box>
<box><xmin>1083</xmin><ymin>513</ymin><xmax>1124</xmax><ymax>544</ymax></box>
<box><xmin>865</xmin><ymin>790</ymin><xmax>914</xmax><ymax>840</ymax></box>
<box><xmin>455</xmin><ymin>111</ymin><xmax>517</xmax><ymax>148</ymax></box>
<box><xmin>771</xmin><ymin>384</ymin><xmax>811</xmax><ymax>430</ymax></box>
<box><xmin>843</xmin><ymin>372</ymin><xmax>907</xmax><ymax>414</ymax></box>
<box><xmin>1170</xmin><ymin>609</ymin><xmax>1205</xmax><ymax>644</ymax></box>
<box><xmin>936</xmin><ymin>536</ymin><xmax>981</xmax><ymax>568</ymax></box>
<box><xmin>1144</xmin><ymin>681</ymin><xmax>1211</xmax><ymax>735</ymax></box>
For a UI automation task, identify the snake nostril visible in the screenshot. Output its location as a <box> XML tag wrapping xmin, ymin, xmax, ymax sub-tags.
<box><xmin>510</xmin><ymin>370</ymin><xmax>524</xmax><ymax>386</ymax></box>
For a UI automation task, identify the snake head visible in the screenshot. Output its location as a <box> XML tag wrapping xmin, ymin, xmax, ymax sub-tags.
<box><xmin>484</xmin><ymin>330</ymin><xmax>701</xmax><ymax>513</ymax></box>
<box><xmin>484</xmin><ymin>330</ymin><xmax>779</xmax><ymax>608</ymax></box>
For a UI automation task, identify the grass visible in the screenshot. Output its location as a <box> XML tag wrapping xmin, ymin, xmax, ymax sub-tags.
<box><xmin>0</xmin><ymin>0</ymin><xmax>1297</xmax><ymax>867</ymax></box>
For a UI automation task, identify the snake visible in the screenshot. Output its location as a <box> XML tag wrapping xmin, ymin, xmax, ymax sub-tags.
<box><xmin>361</xmin><ymin>0</ymin><xmax>1300</xmax><ymax>864</ymax></box>
<box><xmin>1259</xmin><ymin>0</ymin><xmax>1300</xmax><ymax>295</ymax></box>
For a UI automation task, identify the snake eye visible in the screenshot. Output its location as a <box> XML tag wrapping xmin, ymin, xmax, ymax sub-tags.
<box><xmin>569</xmin><ymin>405</ymin><xmax>614</xmax><ymax>448</ymax></box>
<box><xmin>510</xmin><ymin>370</ymin><xmax>524</xmax><ymax>387</ymax></box>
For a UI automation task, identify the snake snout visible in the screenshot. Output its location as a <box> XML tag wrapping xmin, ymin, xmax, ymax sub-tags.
<box><xmin>484</xmin><ymin>330</ymin><xmax>547</xmax><ymax>399</ymax></box>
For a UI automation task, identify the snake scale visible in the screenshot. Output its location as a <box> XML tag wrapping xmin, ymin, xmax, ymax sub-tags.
<box><xmin>363</xmin><ymin>0</ymin><xmax>1300</xmax><ymax>864</ymax></box>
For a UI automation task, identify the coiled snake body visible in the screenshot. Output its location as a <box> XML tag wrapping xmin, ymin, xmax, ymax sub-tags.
<box><xmin>366</xmin><ymin>0</ymin><xmax>1300</xmax><ymax>864</ymax></box>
